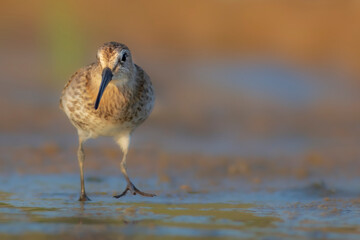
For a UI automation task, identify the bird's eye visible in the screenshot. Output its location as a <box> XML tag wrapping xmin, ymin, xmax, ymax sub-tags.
<box><xmin>121</xmin><ymin>53</ymin><xmax>127</xmax><ymax>62</ymax></box>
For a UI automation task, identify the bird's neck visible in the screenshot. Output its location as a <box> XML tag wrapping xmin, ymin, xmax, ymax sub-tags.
<box><xmin>112</xmin><ymin>69</ymin><xmax>137</xmax><ymax>90</ymax></box>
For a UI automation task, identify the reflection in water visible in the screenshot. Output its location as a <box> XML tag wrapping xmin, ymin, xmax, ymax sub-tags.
<box><xmin>1</xmin><ymin>174</ymin><xmax>360</xmax><ymax>239</ymax></box>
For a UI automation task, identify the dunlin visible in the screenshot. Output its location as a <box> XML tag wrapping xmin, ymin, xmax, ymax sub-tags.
<box><xmin>60</xmin><ymin>42</ymin><xmax>155</xmax><ymax>201</ymax></box>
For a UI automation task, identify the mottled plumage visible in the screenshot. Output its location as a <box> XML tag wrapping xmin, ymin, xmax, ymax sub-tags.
<box><xmin>60</xmin><ymin>42</ymin><xmax>155</xmax><ymax>201</ymax></box>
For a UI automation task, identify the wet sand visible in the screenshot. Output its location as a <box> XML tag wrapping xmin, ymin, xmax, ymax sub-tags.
<box><xmin>1</xmin><ymin>172</ymin><xmax>360</xmax><ymax>239</ymax></box>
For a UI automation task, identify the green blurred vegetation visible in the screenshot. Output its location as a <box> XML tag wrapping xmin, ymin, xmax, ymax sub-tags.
<box><xmin>41</xmin><ymin>1</ymin><xmax>85</xmax><ymax>83</ymax></box>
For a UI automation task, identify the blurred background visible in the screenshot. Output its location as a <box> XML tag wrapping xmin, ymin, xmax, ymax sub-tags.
<box><xmin>0</xmin><ymin>0</ymin><xmax>360</xmax><ymax>187</ymax></box>
<box><xmin>2</xmin><ymin>0</ymin><xmax>360</xmax><ymax>238</ymax></box>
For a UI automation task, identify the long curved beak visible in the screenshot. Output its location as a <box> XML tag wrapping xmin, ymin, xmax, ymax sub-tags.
<box><xmin>94</xmin><ymin>67</ymin><xmax>113</xmax><ymax>110</ymax></box>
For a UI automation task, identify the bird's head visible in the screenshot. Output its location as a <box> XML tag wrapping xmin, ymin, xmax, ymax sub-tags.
<box><xmin>94</xmin><ymin>42</ymin><xmax>134</xmax><ymax>110</ymax></box>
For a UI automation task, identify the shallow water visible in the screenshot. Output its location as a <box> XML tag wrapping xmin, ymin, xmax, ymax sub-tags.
<box><xmin>1</xmin><ymin>173</ymin><xmax>360</xmax><ymax>239</ymax></box>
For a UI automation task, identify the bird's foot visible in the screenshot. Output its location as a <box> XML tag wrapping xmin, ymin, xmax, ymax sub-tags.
<box><xmin>78</xmin><ymin>192</ymin><xmax>91</xmax><ymax>201</ymax></box>
<box><xmin>113</xmin><ymin>182</ymin><xmax>156</xmax><ymax>198</ymax></box>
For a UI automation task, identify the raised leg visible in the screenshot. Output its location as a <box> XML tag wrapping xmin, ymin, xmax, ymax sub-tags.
<box><xmin>113</xmin><ymin>134</ymin><xmax>155</xmax><ymax>198</ymax></box>
<box><xmin>77</xmin><ymin>136</ymin><xmax>90</xmax><ymax>201</ymax></box>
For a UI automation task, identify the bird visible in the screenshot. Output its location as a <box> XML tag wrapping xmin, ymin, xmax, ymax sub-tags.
<box><xmin>60</xmin><ymin>42</ymin><xmax>155</xmax><ymax>201</ymax></box>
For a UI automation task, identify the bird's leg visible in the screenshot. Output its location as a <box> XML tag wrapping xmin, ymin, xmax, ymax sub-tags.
<box><xmin>113</xmin><ymin>135</ymin><xmax>155</xmax><ymax>198</ymax></box>
<box><xmin>77</xmin><ymin>137</ymin><xmax>90</xmax><ymax>201</ymax></box>
<box><xmin>114</xmin><ymin>153</ymin><xmax>156</xmax><ymax>198</ymax></box>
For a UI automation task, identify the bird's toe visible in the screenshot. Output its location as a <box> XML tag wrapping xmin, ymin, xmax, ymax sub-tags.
<box><xmin>78</xmin><ymin>193</ymin><xmax>91</xmax><ymax>201</ymax></box>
